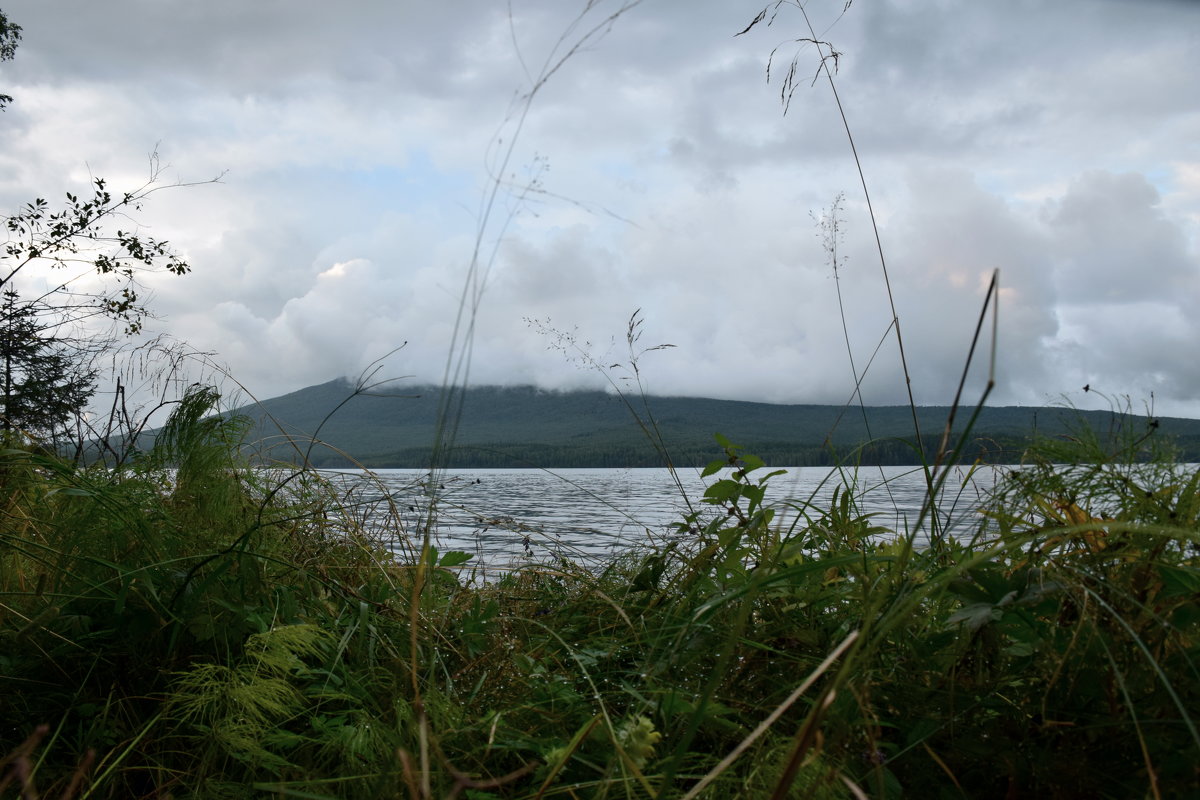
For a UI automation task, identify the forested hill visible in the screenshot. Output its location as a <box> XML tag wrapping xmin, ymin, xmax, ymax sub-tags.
<box><xmin>227</xmin><ymin>380</ymin><xmax>1200</xmax><ymax>468</ymax></box>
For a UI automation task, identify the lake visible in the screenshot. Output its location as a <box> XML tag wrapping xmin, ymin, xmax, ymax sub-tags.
<box><xmin>319</xmin><ymin>464</ymin><xmax>1009</xmax><ymax>570</ymax></box>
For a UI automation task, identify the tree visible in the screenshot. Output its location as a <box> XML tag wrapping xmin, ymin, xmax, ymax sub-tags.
<box><xmin>0</xmin><ymin>9</ymin><xmax>213</xmax><ymax>446</ymax></box>
<box><xmin>1</xmin><ymin>161</ymin><xmax>213</xmax><ymax>444</ymax></box>
<box><xmin>0</xmin><ymin>289</ymin><xmax>97</xmax><ymax>440</ymax></box>
<box><xmin>0</xmin><ymin>9</ymin><xmax>21</xmax><ymax>110</ymax></box>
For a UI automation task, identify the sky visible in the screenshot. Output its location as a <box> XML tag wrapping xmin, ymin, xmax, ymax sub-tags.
<box><xmin>2</xmin><ymin>0</ymin><xmax>1198</xmax><ymax>419</ymax></box>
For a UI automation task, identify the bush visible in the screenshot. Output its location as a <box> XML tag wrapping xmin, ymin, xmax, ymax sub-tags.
<box><xmin>1</xmin><ymin>394</ymin><xmax>1196</xmax><ymax>798</ymax></box>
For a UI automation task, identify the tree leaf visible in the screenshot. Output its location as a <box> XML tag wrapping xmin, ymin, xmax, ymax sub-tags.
<box><xmin>439</xmin><ymin>551</ymin><xmax>474</xmax><ymax>567</ymax></box>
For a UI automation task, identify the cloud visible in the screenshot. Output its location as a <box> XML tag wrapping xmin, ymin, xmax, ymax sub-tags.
<box><xmin>1</xmin><ymin>0</ymin><xmax>1198</xmax><ymax>419</ymax></box>
<box><xmin>1046</xmin><ymin>171</ymin><xmax>1196</xmax><ymax>305</ymax></box>
<box><xmin>883</xmin><ymin>167</ymin><xmax>1060</xmax><ymax>406</ymax></box>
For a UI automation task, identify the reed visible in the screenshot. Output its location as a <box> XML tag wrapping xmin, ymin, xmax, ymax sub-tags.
<box><xmin>3</xmin><ymin>2</ymin><xmax>1197</xmax><ymax>797</ymax></box>
<box><xmin>2</xmin><ymin>391</ymin><xmax>1196</xmax><ymax>797</ymax></box>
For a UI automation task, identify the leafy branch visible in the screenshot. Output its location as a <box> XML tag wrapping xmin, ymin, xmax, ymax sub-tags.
<box><xmin>1</xmin><ymin>152</ymin><xmax>221</xmax><ymax>335</ymax></box>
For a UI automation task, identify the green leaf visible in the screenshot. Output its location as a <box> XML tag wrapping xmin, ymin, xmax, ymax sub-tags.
<box><xmin>1158</xmin><ymin>564</ymin><xmax>1200</xmax><ymax>598</ymax></box>
<box><xmin>703</xmin><ymin>479</ymin><xmax>741</xmax><ymax>503</ymax></box>
<box><xmin>701</xmin><ymin>459</ymin><xmax>726</xmax><ymax>478</ymax></box>
<box><xmin>439</xmin><ymin>550</ymin><xmax>474</xmax><ymax>567</ymax></box>
<box><xmin>946</xmin><ymin>602</ymin><xmax>1002</xmax><ymax>632</ymax></box>
<box><xmin>1003</xmin><ymin>640</ymin><xmax>1035</xmax><ymax>658</ymax></box>
<box><xmin>741</xmin><ymin>453</ymin><xmax>765</xmax><ymax>472</ymax></box>
<box><xmin>45</xmin><ymin>486</ymin><xmax>93</xmax><ymax>498</ymax></box>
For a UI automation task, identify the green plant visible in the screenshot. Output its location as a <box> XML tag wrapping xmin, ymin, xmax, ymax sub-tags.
<box><xmin>0</xmin><ymin>149</ymin><xmax>219</xmax><ymax>447</ymax></box>
<box><xmin>0</xmin><ymin>8</ymin><xmax>21</xmax><ymax>110</ymax></box>
<box><xmin>4</xmin><ymin>2</ymin><xmax>1198</xmax><ymax>797</ymax></box>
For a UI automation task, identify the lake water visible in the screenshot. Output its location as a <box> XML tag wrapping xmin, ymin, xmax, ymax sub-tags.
<box><xmin>320</xmin><ymin>464</ymin><xmax>1009</xmax><ymax>570</ymax></box>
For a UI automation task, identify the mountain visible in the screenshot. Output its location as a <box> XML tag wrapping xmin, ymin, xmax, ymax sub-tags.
<box><xmin>221</xmin><ymin>380</ymin><xmax>1200</xmax><ymax>468</ymax></box>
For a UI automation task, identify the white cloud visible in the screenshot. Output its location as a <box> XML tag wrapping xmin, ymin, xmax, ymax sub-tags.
<box><xmin>1046</xmin><ymin>171</ymin><xmax>1195</xmax><ymax>305</ymax></box>
<box><xmin>1</xmin><ymin>0</ymin><xmax>1198</xmax><ymax>418</ymax></box>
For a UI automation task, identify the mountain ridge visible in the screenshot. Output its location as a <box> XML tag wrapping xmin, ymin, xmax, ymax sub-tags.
<box><xmin>227</xmin><ymin>379</ymin><xmax>1200</xmax><ymax>468</ymax></box>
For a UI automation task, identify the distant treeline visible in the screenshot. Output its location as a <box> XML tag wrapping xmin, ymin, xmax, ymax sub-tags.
<box><xmin>293</xmin><ymin>434</ymin><xmax>1079</xmax><ymax>470</ymax></box>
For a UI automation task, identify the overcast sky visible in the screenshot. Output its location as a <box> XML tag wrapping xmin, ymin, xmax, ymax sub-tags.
<box><xmin>2</xmin><ymin>0</ymin><xmax>1198</xmax><ymax>419</ymax></box>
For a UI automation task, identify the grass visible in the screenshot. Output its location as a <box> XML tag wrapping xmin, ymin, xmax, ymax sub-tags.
<box><xmin>4</xmin><ymin>4</ymin><xmax>1197</xmax><ymax>797</ymax></box>
<box><xmin>1</xmin><ymin>388</ymin><xmax>1197</xmax><ymax>798</ymax></box>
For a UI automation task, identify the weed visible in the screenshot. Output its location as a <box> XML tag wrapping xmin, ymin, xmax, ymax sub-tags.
<box><xmin>4</xmin><ymin>3</ymin><xmax>1197</xmax><ymax>798</ymax></box>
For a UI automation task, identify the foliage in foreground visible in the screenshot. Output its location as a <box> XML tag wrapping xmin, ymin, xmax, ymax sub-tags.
<box><xmin>1</xmin><ymin>389</ymin><xmax>1197</xmax><ymax>798</ymax></box>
